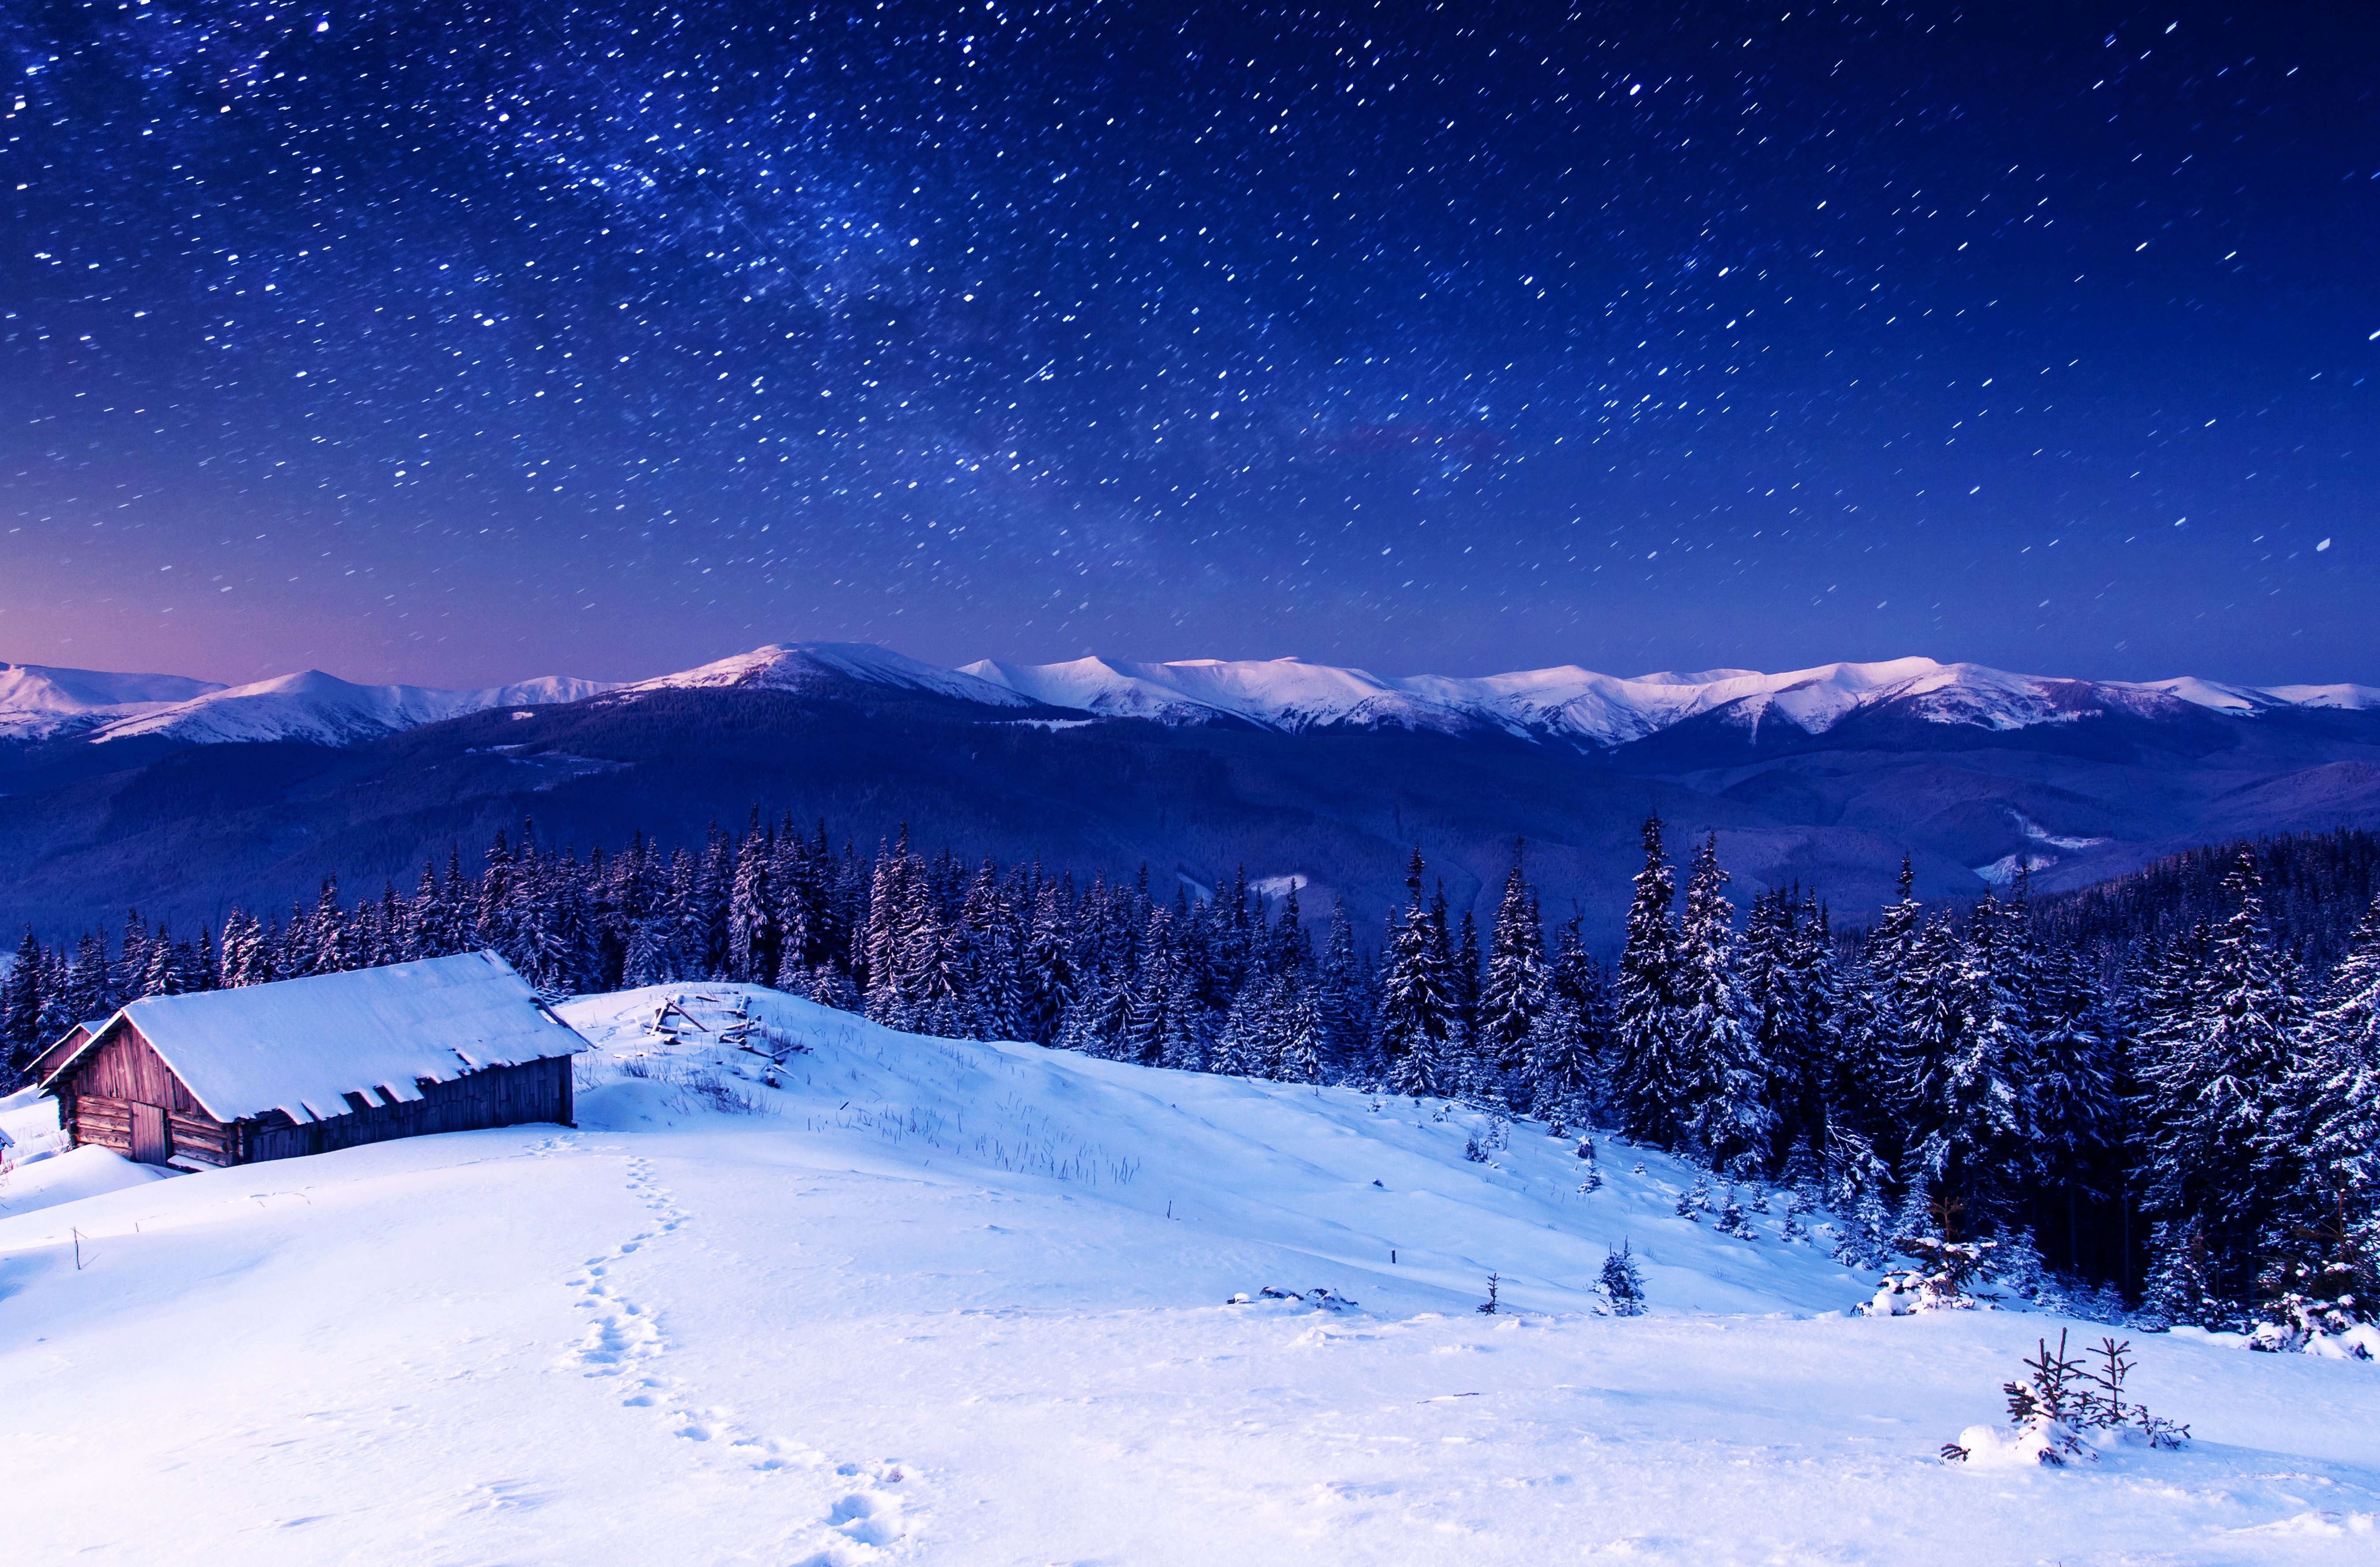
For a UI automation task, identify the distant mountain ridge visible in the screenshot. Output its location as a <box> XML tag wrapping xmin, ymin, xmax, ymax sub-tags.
<box><xmin>0</xmin><ymin>661</ymin><xmax>619</xmax><ymax>746</ymax></box>
<box><xmin>7</xmin><ymin>641</ymin><xmax>2379</xmax><ymax>946</ymax></box>
<box><xmin>9</xmin><ymin>643</ymin><xmax>2374</xmax><ymax>752</ymax></box>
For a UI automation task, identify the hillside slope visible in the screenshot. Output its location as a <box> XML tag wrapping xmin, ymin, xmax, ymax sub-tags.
<box><xmin>1</xmin><ymin>988</ymin><xmax>2374</xmax><ymax>1564</ymax></box>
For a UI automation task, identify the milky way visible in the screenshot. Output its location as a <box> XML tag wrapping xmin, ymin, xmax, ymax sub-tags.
<box><xmin>4</xmin><ymin>2</ymin><xmax>2373</xmax><ymax>685</ymax></box>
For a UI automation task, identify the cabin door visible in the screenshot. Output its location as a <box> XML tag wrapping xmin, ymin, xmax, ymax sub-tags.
<box><xmin>128</xmin><ymin>1103</ymin><xmax>170</xmax><ymax>1164</ymax></box>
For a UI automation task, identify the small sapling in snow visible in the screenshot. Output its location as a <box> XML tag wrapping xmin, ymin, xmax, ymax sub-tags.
<box><xmin>1942</xmin><ymin>1330</ymin><xmax>2190</xmax><ymax>1466</ymax></box>
<box><xmin>1599</xmin><ymin>1240</ymin><xmax>1647</xmax><ymax>1316</ymax></box>
<box><xmin>1857</xmin><ymin>1235</ymin><xmax>1999</xmax><ymax>1314</ymax></box>
<box><xmin>1476</xmin><ymin>1272</ymin><xmax>1502</xmax><ymax>1314</ymax></box>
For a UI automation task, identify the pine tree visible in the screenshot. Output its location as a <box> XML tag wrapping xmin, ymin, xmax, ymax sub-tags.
<box><xmin>1599</xmin><ymin>1241</ymin><xmax>1647</xmax><ymax>1316</ymax></box>
<box><xmin>2280</xmin><ymin>894</ymin><xmax>2380</xmax><ymax>1207</ymax></box>
<box><xmin>1379</xmin><ymin>850</ymin><xmax>1456</xmax><ymax>1096</ymax></box>
<box><xmin>1277</xmin><ymin>980</ymin><xmax>1327</xmax><ymax>1084</ymax></box>
<box><xmin>2258</xmin><ymin>894</ymin><xmax>2380</xmax><ymax>1329</ymax></box>
<box><xmin>1837</xmin><ymin>858</ymin><xmax>1922</xmax><ymax>1157</ymax></box>
<box><xmin>726</xmin><ymin>818</ymin><xmax>779</xmax><ymax>984</ymax></box>
<box><xmin>1315</xmin><ymin>899</ymin><xmax>1370</xmax><ymax>1077</ymax></box>
<box><xmin>2136</xmin><ymin>850</ymin><xmax>2305</xmax><ymax>1312</ymax></box>
<box><xmin>1476</xmin><ymin>843</ymin><xmax>1548</xmax><ymax>1083</ymax></box>
<box><xmin>1018</xmin><ymin>873</ymin><xmax>1078</xmax><ymax>1044</ymax></box>
<box><xmin>1</xmin><ymin>925</ymin><xmax>47</xmax><ymax>1063</ymax></box>
<box><xmin>63</xmin><ymin>930</ymin><xmax>112</xmax><ymax>1020</ymax></box>
<box><xmin>1613</xmin><ymin>816</ymin><xmax>1683</xmax><ymax>1145</ymax></box>
<box><xmin>1897</xmin><ymin>893</ymin><xmax>2034</xmax><ymax>1233</ymax></box>
<box><xmin>1670</xmin><ymin>836</ymin><xmax>1772</xmax><ymax>1167</ymax></box>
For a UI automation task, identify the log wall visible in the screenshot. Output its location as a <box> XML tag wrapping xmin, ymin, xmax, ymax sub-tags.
<box><xmin>52</xmin><ymin>1021</ymin><xmax>573</xmax><ymax>1167</ymax></box>
<box><xmin>240</xmin><ymin>1055</ymin><xmax>574</xmax><ymax>1164</ymax></box>
<box><xmin>56</xmin><ymin>1023</ymin><xmax>237</xmax><ymax>1167</ymax></box>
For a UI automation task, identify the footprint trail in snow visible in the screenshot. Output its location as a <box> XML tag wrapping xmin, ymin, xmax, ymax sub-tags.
<box><xmin>561</xmin><ymin>1155</ymin><xmax>923</xmax><ymax>1561</ymax></box>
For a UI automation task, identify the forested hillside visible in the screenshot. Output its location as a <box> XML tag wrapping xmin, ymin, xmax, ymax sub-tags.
<box><xmin>5</xmin><ymin>810</ymin><xmax>2376</xmax><ymax>1359</ymax></box>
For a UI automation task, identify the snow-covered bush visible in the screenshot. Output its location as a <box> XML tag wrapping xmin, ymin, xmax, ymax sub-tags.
<box><xmin>1857</xmin><ymin>1236</ymin><xmax>1998</xmax><ymax>1315</ymax></box>
<box><xmin>1830</xmin><ymin>1188</ymin><xmax>1893</xmax><ymax>1271</ymax></box>
<box><xmin>2252</xmin><ymin>1245</ymin><xmax>2380</xmax><ymax>1359</ymax></box>
<box><xmin>1674</xmin><ymin>1170</ymin><xmax>1711</xmax><ymax>1220</ymax></box>
<box><xmin>1991</xmin><ymin>1229</ymin><xmax>2049</xmax><ymax>1303</ymax></box>
<box><xmin>1226</xmin><ymin>1285</ymin><xmax>1359</xmax><ymax>1311</ymax></box>
<box><xmin>1714</xmin><ymin>1186</ymin><xmax>1758</xmax><ymax>1241</ymax></box>
<box><xmin>1575</xmin><ymin>1138</ymin><xmax>1603</xmax><ymax>1193</ymax></box>
<box><xmin>1599</xmin><ymin>1240</ymin><xmax>1647</xmax><ymax>1316</ymax></box>
<box><xmin>1943</xmin><ymin>1332</ymin><xmax>2189</xmax><ymax>1467</ymax></box>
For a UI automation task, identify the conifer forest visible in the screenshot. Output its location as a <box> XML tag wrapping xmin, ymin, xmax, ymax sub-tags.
<box><xmin>6</xmin><ymin>814</ymin><xmax>2376</xmax><ymax>1351</ymax></box>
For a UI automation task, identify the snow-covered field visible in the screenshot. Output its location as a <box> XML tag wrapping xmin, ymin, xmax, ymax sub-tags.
<box><xmin>2</xmin><ymin>986</ymin><xmax>2375</xmax><ymax>1565</ymax></box>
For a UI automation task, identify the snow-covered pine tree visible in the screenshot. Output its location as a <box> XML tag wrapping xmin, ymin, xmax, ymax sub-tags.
<box><xmin>113</xmin><ymin>910</ymin><xmax>152</xmax><ymax>998</ymax></box>
<box><xmin>65</xmin><ymin>928</ymin><xmax>113</xmax><ymax>1018</ymax></box>
<box><xmin>726</xmin><ymin>819</ymin><xmax>778</xmax><ymax>985</ymax></box>
<box><xmin>2275</xmin><ymin>893</ymin><xmax>2380</xmax><ymax>1211</ymax></box>
<box><xmin>1898</xmin><ymin>892</ymin><xmax>2034</xmax><ymax>1234</ymax></box>
<box><xmin>1524</xmin><ymin>994</ymin><xmax>1596</xmax><ymax>1127</ymax></box>
<box><xmin>1741</xmin><ymin>888</ymin><xmax>1842</xmax><ymax>1171</ymax></box>
<box><xmin>1613</xmin><ymin>815</ymin><xmax>1684</xmax><ymax>1146</ymax></box>
<box><xmin>0</xmin><ymin>926</ymin><xmax>46</xmax><ymax>1063</ymax></box>
<box><xmin>1453</xmin><ymin>904</ymin><xmax>1483</xmax><ymax>1056</ymax></box>
<box><xmin>1015</xmin><ymin>871</ymin><xmax>1077</xmax><ymax>1045</ymax></box>
<box><xmin>1277</xmin><ymin>979</ymin><xmax>1327</xmax><ymax>1084</ymax></box>
<box><xmin>2136</xmin><ymin>850</ymin><xmax>2305</xmax><ymax>1315</ymax></box>
<box><xmin>1213</xmin><ymin>975</ymin><xmax>1276</xmax><ymax>1077</ymax></box>
<box><xmin>1476</xmin><ymin>843</ymin><xmax>1548</xmax><ymax>1087</ymax></box>
<box><xmin>1550</xmin><ymin>911</ymin><xmax>1616</xmax><ymax>1121</ymax></box>
<box><xmin>1379</xmin><ymin>850</ymin><xmax>1457</xmax><ymax>1096</ymax></box>
<box><xmin>2026</xmin><ymin>936</ymin><xmax>2122</xmax><ymax>1250</ymax></box>
<box><xmin>1836</xmin><ymin>858</ymin><xmax>1923</xmax><ymax>1158</ymax></box>
<box><xmin>1832</xmin><ymin>1184</ymin><xmax>1893</xmax><ymax>1270</ymax></box>
<box><xmin>138</xmin><ymin>926</ymin><xmax>189</xmax><ymax>997</ymax></box>
<box><xmin>1671</xmin><ymin>836</ymin><xmax>1773</xmax><ymax>1168</ymax></box>
<box><xmin>1271</xmin><ymin>881</ymin><xmax>1313</xmax><ymax>978</ymax></box>
<box><xmin>2252</xmin><ymin>892</ymin><xmax>2380</xmax><ymax>1346</ymax></box>
<box><xmin>1737</xmin><ymin>888</ymin><xmax>1800</xmax><ymax>1136</ymax></box>
<box><xmin>1599</xmin><ymin>1240</ymin><xmax>1647</xmax><ymax>1315</ymax></box>
<box><xmin>306</xmin><ymin>877</ymin><xmax>354</xmax><ymax>977</ymax></box>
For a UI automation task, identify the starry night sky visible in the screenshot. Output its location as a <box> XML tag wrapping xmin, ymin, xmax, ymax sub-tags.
<box><xmin>4</xmin><ymin>1</ymin><xmax>2374</xmax><ymax>689</ymax></box>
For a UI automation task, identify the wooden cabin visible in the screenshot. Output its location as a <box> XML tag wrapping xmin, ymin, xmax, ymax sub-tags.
<box><xmin>25</xmin><ymin>1016</ymin><xmax>110</xmax><ymax>1089</ymax></box>
<box><xmin>38</xmin><ymin>951</ymin><xmax>587</xmax><ymax>1170</ymax></box>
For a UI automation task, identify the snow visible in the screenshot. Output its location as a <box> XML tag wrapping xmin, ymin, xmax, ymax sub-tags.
<box><xmin>0</xmin><ymin>1088</ymin><xmax>172</xmax><ymax>1218</ymax></box>
<box><xmin>56</xmin><ymin>951</ymin><xmax>588</xmax><ymax>1124</ymax></box>
<box><xmin>3</xmin><ymin>983</ymin><xmax>2376</xmax><ymax>1564</ymax></box>
<box><xmin>17</xmin><ymin>646</ymin><xmax>2378</xmax><ymax>753</ymax></box>
<box><xmin>87</xmin><ymin>668</ymin><xmax>619</xmax><ymax>746</ymax></box>
<box><xmin>2140</xmin><ymin>676</ymin><xmax>2380</xmax><ymax>717</ymax></box>
<box><xmin>628</xmin><ymin>642</ymin><xmax>1035</xmax><ymax>709</ymax></box>
<box><xmin>958</xmin><ymin>650</ymin><xmax>2380</xmax><ymax>746</ymax></box>
<box><xmin>0</xmin><ymin>660</ymin><xmax>225</xmax><ymax>740</ymax></box>
<box><xmin>0</xmin><ymin>1143</ymin><xmax>174</xmax><ymax>1218</ymax></box>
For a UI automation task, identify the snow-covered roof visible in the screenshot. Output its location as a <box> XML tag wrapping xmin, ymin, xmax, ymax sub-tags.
<box><xmin>43</xmin><ymin>951</ymin><xmax>588</xmax><ymax>1125</ymax></box>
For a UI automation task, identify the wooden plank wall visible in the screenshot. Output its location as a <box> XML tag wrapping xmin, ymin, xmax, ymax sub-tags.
<box><xmin>242</xmin><ymin>1056</ymin><xmax>575</xmax><ymax>1164</ymax></box>
<box><xmin>54</xmin><ymin>1023</ymin><xmax>573</xmax><ymax>1168</ymax></box>
<box><xmin>57</xmin><ymin>1024</ymin><xmax>238</xmax><ymax>1167</ymax></box>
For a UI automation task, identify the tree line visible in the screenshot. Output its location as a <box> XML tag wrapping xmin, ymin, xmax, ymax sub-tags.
<box><xmin>3</xmin><ymin>811</ymin><xmax>2373</xmax><ymax>1351</ymax></box>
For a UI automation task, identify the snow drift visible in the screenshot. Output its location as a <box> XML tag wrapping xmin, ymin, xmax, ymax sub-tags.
<box><xmin>2</xmin><ymin>987</ymin><xmax>2375</xmax><ymax>1565</ymax></box>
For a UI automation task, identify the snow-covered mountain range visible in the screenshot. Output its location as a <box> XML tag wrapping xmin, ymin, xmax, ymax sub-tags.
<box><xmin>11</xmin><ymin>643</ymin><xmax>2369</xmax><ymax>751</ymax></box>
<box><xmin>0</xmin><ymin>661</ymin><xmax>618</xmax><ymax>746</ymax></box>
<box><xmin>960</xmin><ymin>651</ymin><xmax>2380</xmax><ymax>744</ymax></box>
